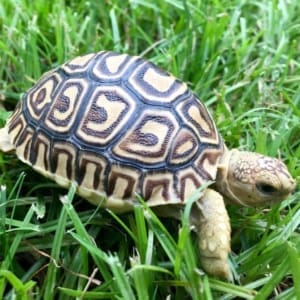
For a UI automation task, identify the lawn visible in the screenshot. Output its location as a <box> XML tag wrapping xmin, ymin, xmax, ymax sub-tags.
<box><xmin>0</xmin><ymin>0</ymin><xmax>299</xmax><ymax>299</ymax></box>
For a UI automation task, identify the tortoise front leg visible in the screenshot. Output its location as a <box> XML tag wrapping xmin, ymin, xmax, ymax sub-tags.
<box><xmin>191</xmin><ymin>188</ymin><xmax>231</xmax><ymax>280</ymax></box>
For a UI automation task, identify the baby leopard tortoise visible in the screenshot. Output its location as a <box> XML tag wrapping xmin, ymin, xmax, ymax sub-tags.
<box><xmin>0</xmin><ymin>51</ymin><xmax>296</xmax><ymax>279</ymax></box>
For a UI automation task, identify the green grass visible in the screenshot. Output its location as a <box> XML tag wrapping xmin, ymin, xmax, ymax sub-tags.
<box><xmin>0</xmin><ymin>0</ymin><xmax>299</xmax><ymax>299</ymax></box>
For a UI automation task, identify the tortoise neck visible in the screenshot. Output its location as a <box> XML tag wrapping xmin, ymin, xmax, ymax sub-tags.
<box><xmin>215</xmin><ymin>149</ymin><xmax>244</xmax><ymax>205</ymax></box>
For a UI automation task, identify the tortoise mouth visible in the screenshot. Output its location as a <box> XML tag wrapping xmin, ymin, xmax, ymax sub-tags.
<box><xmin>253</xmin><ymin>188</ymin><xmax>293</xmax><ymax>206</ymax></box>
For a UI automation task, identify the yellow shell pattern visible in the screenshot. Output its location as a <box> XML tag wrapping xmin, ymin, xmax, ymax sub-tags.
<box><xmin>7</xmin><ymin>51</ymin><xmax>224</xmax><ymax>212</ymax></box>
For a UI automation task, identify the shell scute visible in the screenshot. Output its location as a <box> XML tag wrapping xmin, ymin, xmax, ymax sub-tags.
<box><xmin>176</xmin><ymin>94</ymin><xmax>220</xmax><ymax>145</ymax></box>
<box><xmin>91</xmin><ymin>51</ymin><xmax>138</xmax><ymax>81</ymax></box>
<box><xmin>26</xmin><ymin>72</ymin><xmax>62</xmax><ymax>121</ymax></box>
<box><xmin>176</xmin><ymin>167</ymin><xmax>205</xmax><ymax>201</ymax></box>
<box><xmin>143</xmin><ymin>171</ymin><xmax>176</xmax><ymax>204</ymax></box>
<box><xmin>113</xmin><ymin>109</ymin><xmax>179</xmax><ymax>165</ymax></box>
<box><xmin>51</xmin><ymin>141</ymin><xmax>77</xmax><ymax>182</ymax></box>
<box><xmin>44</xmin><ymin>79</ymin><xmax>89</xmax><ymax>133</ymax></box>
<box><xmin>62</xmin><ymin>53</ymin><xmax>97</xmax><ymax>74</ymax></box>
<box><xmin>127</xmin><ymin>61</ymin><xmax>189</xmax><ymax>104</ymax></box>
<box><xmin>169</xmin><ymin>127</ymin><xmax>199</xmax><ymax>166</ymax></box>
<box><xmin>77</xmin><ymin>150</ymin><xmax>107</xmax><ymax>192</ymax></box>
<box><xmin>15</xmin><ymin>126</ymin><xmax>34</xmax><ymax>163</ymax></box>
<box><xmin>30</xmin><ymin>132</ymin><xmax>50</xmax><ymax>171</ymax></box>
<box><xmin>107</xmin><ymin>164</ymin><xmax>141</xmax><ymax>200</ymax></box>
<box><xmin>76</xmin><ymin>85</ymin><xmax>136</xmax><ymax>146</ymax></box>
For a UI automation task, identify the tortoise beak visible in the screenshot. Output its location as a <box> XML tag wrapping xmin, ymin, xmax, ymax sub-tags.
<box><xmin>278</xmin><ymin>170</ymin><xmax>297</xmax><ymax>196</ymax></box>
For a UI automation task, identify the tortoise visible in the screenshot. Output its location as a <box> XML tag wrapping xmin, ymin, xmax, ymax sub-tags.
<box><xmin>0</xmin><ymin>51</ymin><xmax>296</xmax><ymax>279</ymax></box>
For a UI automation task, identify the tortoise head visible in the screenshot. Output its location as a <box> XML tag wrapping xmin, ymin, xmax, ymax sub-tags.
<box><xmin>216</xmin><ymin>150</ymin><xmax>296</xmax><ymax>206</ymax></box>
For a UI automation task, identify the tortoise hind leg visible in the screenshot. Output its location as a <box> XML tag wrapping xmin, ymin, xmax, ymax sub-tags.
<box><xmin>0</xmin><ymin>126</ymin><xmax>15</xmax><ymax>152</ymax></box>
<box><xmin>191</xmin><ymin>188</ymin><xmax>232</xmax><ymax>280</ymax></box>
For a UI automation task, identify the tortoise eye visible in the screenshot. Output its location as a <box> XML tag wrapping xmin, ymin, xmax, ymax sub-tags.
<box><xmin>256</xmin><ymin>183</ymin><xmax>277</xmax><ymax>195</ymax></box>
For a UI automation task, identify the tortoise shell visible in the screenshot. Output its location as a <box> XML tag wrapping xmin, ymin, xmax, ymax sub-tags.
<box><xmin>7</xmin><ymin>51</ymin><xmax>224</xmax><ymax>212</ymax></box>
